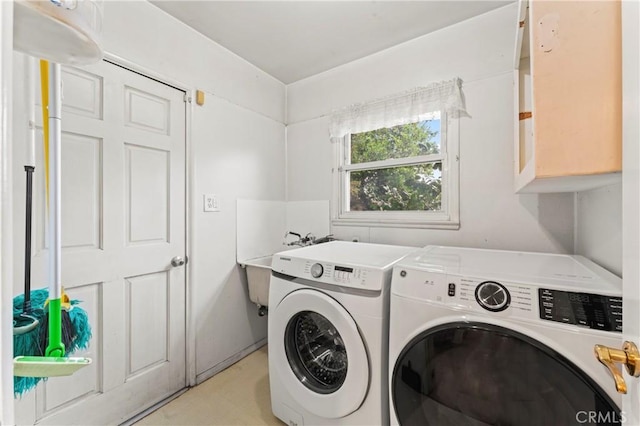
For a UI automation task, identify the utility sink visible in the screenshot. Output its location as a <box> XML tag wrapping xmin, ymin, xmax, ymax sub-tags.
<box><xmin>239</xmin><ymin>256</ymin><xmax>272</xmax><ymax>311</ymax></box>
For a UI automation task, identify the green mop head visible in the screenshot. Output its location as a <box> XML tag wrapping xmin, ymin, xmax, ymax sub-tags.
<box><xmin>13</xmin><ymin>288</ymin><xmax>92</xmax><ymax>397</ymax></box>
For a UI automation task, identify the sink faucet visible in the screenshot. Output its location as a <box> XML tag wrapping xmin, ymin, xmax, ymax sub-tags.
<box><xmin>301</xmin><ymin>233</ymin><xmax>315</xmax><ymax>245</ymax></box>
<box><xmin>284</xmin><ymin>231</ymin><xmax>315</xmax><ymax>247</ymax></box>
<box><xmin>284</xmin><ymin>231</ymin><xmax>302</xmax><ymax>246</ymax></box>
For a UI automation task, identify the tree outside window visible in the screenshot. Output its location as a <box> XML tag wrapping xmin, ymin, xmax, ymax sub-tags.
<box><xmin>348</xmin><ymin>119</ymin><xmax>442</xmax><ymax>212</ymax></box>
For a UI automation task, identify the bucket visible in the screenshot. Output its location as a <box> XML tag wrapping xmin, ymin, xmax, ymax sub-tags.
<box><xmin>14</xmin><ymin>0</ymin><xmax>103</xmax><ymax>65</ymax></box>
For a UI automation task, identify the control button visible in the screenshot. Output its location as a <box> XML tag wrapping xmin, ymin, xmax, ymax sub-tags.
<box><xmin>448</xmin><ymin>283</ymin><xmax>456</xmax><ymax>297</ymax></box>
<box><xmin>593</xmin><ymin>321</ymin><xmax>607</xmax><ymax>330</ymax></box>
<box><xmin>400</xmin><ymin>270</ymin><xmax>407</xmax><ymax>277</ymax></box>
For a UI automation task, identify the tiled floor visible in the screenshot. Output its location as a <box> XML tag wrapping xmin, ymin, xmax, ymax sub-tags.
<box><xmin>136</xmin><ymin>346</ymin><xmax>282</xmax><ymax>425</ymax></box>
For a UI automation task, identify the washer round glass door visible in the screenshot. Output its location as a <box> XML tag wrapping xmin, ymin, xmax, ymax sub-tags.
<box><xmin>272</xmin><ymin>289</ymin><xmax>369</xmax><ymax>419</ymax></box>
<box><xmin>285</xmin><ymin>311</ymin><xmax>348</xmax><ymax>394</ymax></box>
<box><xmin>392</xmin><ymin>322</ymin><xmax>621</xmax><ymax>425</ymax></box>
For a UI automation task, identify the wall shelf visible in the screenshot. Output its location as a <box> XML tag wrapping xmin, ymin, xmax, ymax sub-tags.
<box><xmin>514</xmin><ymin>0</ymin><xmax>622</xmax><ymax>193</ymax></box>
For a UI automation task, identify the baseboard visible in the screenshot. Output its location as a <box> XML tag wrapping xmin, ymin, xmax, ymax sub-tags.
<box><xmin>195</xmin><ymin>338</ymin><xmax>268</xmax><ymax>385</ymax></box>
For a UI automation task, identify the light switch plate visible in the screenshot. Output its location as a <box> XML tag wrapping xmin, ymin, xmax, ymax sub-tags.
<box><xmin>204</xmin><ymin>194</ymin><xmax>220</xmax><ymax>212</ymax></box>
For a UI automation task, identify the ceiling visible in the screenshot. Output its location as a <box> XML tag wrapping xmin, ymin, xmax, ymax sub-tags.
<box><xmin>151</xmin><ymin>1</ymin><xmax>512</xmax><ymax>84</ymax></box>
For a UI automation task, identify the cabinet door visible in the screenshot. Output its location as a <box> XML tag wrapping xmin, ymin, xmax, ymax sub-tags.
<box><xmin>514</xmin><ymin>0</ymin><xmax>622</xmax><ymax>193</ymax></box>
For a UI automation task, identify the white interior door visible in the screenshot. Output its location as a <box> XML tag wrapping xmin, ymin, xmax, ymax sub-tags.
<box><xmin>15</xmin><ymin>59</ymin><xmax>187</xmax><ymax>425</ymax></box>
<box><xmin>621</xmin><ymin>1</ymin><xmax>640</xmax><ymax>424</ymax></box>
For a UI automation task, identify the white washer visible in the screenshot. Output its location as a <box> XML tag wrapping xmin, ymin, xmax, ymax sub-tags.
<box><xmin>389</xmin><ymin>246</ymin><xmax>623</xmax><ymax>426</ymax></box>
<box><xmin>269</xmin><ymin>241</ymin><xmax>416</xmax><ymax>425</ymax></box>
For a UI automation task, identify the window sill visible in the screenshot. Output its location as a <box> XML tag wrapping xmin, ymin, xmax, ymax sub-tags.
<box><xmin>332</xmin><ymin>217</ymin><xmax>460</xmax><ymax>230</ymax></box>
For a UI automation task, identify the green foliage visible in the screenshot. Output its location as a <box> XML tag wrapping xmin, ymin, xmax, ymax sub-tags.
<box><xmin>350</xmin><ymin>121</ymin><xmax>441</xmax><ymax>211</ymax></box>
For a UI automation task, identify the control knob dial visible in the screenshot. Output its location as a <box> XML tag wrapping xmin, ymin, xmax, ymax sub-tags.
<box><xmin>475</xmin><ymin>281</ymin><xmax>510</xmax><ymax>312</ymax></box>
<box><xmin>310</xmin><ymin>263</ymin><xmax>324</xmax><ymax>278</ymax></box>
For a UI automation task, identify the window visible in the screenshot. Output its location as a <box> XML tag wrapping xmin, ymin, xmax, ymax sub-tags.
<box><xmin>329</xmin><ymin>79</ymin><xmax>465</xmax><ymax>229</ymax></box>
<box><xmin>334</xmin><ymin>112</ymin><xmax>459</xmax><ymax>228</ymax></box>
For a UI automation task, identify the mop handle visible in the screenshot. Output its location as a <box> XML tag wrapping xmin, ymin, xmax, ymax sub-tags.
<box><xmin>23</xmin><ymin>165</ymin><xmax>34</xmax><ymax>312</ymax></box>
<box><xmin>44</xmin><ymin>62</ymin><xmax>65</xmax><ymax>358</ymax></box>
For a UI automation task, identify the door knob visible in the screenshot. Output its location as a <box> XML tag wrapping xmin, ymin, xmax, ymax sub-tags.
<box><xmin>594</xmin><ymin>341</ymin><xmax>640</xmax><ymax>394</ymax></box>
<box><xmin>171</xmin><ymin>256</ymin><xmax>187</xmax><ymax>267</ymax></box>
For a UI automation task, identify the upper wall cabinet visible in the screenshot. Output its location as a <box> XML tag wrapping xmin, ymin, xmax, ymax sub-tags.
<box><xmin>514</xmin><ymin>0</ymin><xmax>622</xmax><ymax>193</ymax></box>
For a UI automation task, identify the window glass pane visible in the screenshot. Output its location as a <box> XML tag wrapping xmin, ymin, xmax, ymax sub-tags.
<box><xmin>350</xmin><ymin>119</ymin><xmax>441</xmax><ymax>164</ymax></box>
<box><xmin>349</xmin><ymin>163</ymin><xmax>442</xmax><ymax>211</ymax></box>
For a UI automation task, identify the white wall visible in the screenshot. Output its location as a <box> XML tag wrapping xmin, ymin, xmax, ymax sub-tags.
<box><xmin>104</xmin><ymin>1</ymin><xmax>285</xmax><ymax>123</ymax></box>
<box><xmin>103</xmin><ymin>1</ymin><xmax>288</xmax><ymax>381</ymax></box>
<box><xmin>10</xmin><ymin>0</ymin><xmax>287</xmax><ymax>384</ymax></box>
<box><xmin>576</xmin><ymin>184</ymin><xmax>622</xmax><ymax>276</ymax></box>
<box><xmin>193</xmin><ymin>98</ymin><xmax>285</xmax><ymax>379</ymax></box>
<box><xmin>286</xmin><ymin>4</ymin><xmax>574</xmax><ymax>254</ymax></box>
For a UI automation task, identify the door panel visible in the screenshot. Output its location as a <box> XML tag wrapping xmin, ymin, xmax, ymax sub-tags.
<box><xmin>59</xmin><ymin>67</ymin><xmax>103</xmax><ymax>120</ymax></box>
<box><xmin>61</xmin><ymin>132</ymin><xmax>102</xmax><ymax>250</ymax></box>
<box><xmin>124</xmin><ymin>86</ymin><xmax>171</xmax><ymax>135</ymax></box>
<box><xmin>16</xmin><ymin>59</ymin><xmax>187</xmax><ymax>425</ymax></box>
<box><xmin>125</xmin><ymin>144</ymin><xmax>169</xmax><ymax>244</ymax></box>
<box><xmin>126</xmin><ymin>271</ymin><xmax>169</xmax><ymax>376</ymax></box>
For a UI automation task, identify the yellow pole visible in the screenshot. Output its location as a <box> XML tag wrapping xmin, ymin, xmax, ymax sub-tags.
<box><xmin>39</xmin><ymin>59</ymin><xmax>49</xmax><ymax>208</ymax></box>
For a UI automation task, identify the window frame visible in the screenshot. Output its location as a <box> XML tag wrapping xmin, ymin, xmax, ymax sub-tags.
<box><xmin>332</xmin><ymin>112</ymin><xmax>460</xmax><ymax>229</ymax></box>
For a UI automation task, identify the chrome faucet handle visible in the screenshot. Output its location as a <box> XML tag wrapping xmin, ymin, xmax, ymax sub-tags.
<box><xmin>284</xmin><ymin>231</ymin><xmax>304</xmax><ymax>246</ymax></box>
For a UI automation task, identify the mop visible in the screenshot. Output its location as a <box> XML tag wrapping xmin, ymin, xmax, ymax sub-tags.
<box><xmin>13</xmin><ymin>60</ymin><xmax>92</xmax><ymax>381</ymax></box>
<box><xmin>13</xmin><ymin>59</ymin><xmax>44</xmax><ymax>338</ymax></box>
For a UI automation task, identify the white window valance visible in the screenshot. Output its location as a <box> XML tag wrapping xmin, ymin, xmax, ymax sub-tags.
<box><xmin>329</xmin><ymin>77</ymin><xmax>467</xmax><ymax>141</ymax></box>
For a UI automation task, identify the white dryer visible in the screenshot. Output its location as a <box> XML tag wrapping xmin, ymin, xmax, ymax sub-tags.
<box><xmin>269</xmin><ymin>241</ymin><xmax>416</xmax><ymax>425</ymax></box>
<box><xmin>389</xmin><ymin>246</ymin><xmax>623</xmax><ymax>426</ymax></box>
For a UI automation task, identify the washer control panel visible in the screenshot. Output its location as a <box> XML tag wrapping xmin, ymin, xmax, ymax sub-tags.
<box><xmin>272</xmin><ymin>255</ymin><xmax>388</xmax><ymax>291</ymax></box>
<box><xmin>305</xmin><ymin>262</ymin><xmax>367</xmax><ymax>283</ymax></box>
<box><xmin>391</xmin><ymin>267</ymin><xmax>623</xmax><ymax>333</ymax></box>
<box><xmin>392</xmin><ymin>268</ymin><xmax>535</xmax><ymax>319</ymax></box>
<box><xmin>302</xmin><ymin>261</ymin><xmax>374</xmax><ymax>289</ymax></box>
<box><xmin>539</xmin><ymin>289</ymin><xmax>622</xmax><ymax>332</ymax></box>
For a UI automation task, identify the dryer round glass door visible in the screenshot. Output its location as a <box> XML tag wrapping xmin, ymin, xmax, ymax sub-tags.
<box><xmin>285</xmin><ymin>311</ymin><xmax>348</xmax><ymax>394</ymax></box>
<box><xmin>392</xmin><ymin>322</ymin><xmax>622</xmax><ymax>425</ymax></box>
<box><xmin>271</xmin><ymin>289</ymin><xmax>369</xmax><ymax>419</ymax></box>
